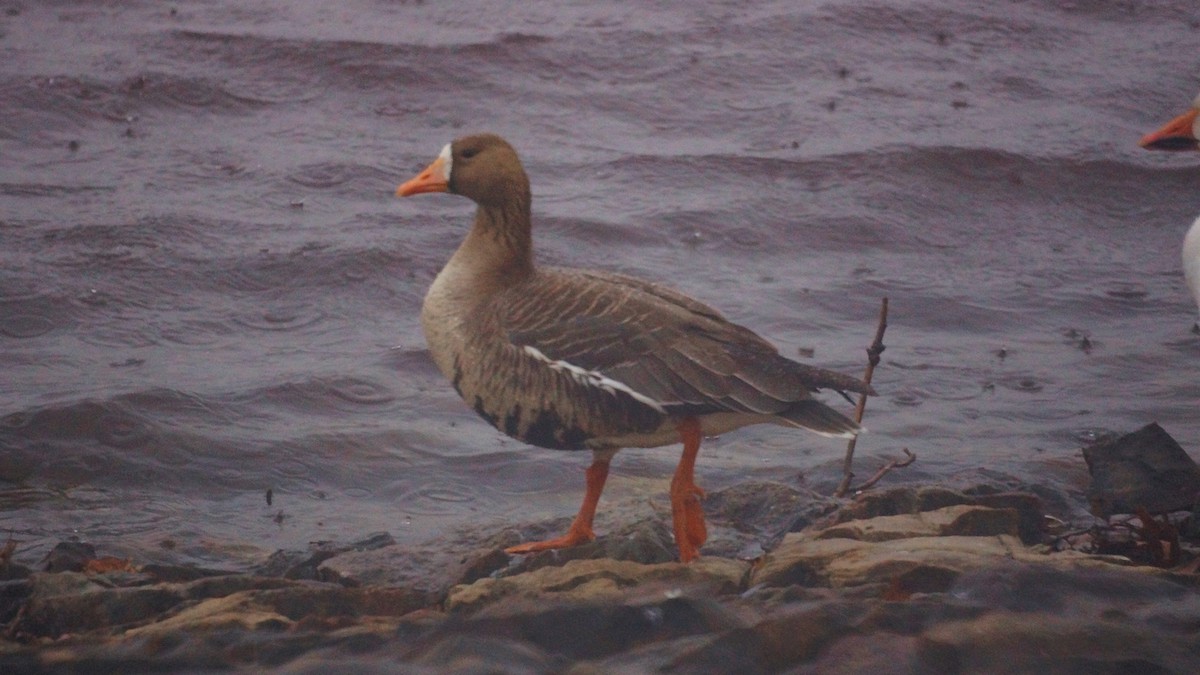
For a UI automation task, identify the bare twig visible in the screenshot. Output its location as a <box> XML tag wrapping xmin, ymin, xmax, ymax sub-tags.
<box><xmin>849</xmin><ymin>448</ymin><xmax>916</xmax><ymax>494</ymax></box>
<box><xmin>835</xmin><ymin>297</ymin><xmax>890</xmax><ymax>497</ymax></box>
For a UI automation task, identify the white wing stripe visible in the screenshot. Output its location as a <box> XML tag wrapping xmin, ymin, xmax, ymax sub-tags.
<box><xmin>522</xmin><ymin>345</ymin><xmax>666</xmax><ymax>413</ymax></box>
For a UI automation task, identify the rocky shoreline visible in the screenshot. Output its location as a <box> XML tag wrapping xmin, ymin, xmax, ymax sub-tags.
<box><xmin>3</xmin><ymin>474</ymin><xmax>1199</xmax><ymax>673</ymax></box>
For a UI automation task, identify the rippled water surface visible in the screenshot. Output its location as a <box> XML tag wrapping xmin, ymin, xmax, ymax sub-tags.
<box><xmin>2</xmin><ymin>0</ymin><xmax>1199</xmax><ymax>567</ymax></box>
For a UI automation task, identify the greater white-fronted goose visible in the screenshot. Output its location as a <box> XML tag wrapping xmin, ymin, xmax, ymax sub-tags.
<box><xmin>1140</xmin><ymin>93</ymin><xmax>1200</xmax><ymax>327</ymax></box>
<box><xmin>396</xmin><ymin>134</ymin><xmax>873</xmax><ymax>562</ymax></box>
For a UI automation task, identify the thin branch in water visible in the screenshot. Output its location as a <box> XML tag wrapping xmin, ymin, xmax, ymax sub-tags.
<box><xmin>850</xmin><ymin>448</ymin><xmax>917</xmax><ymax>494</ymax></box>
<box><xmin>835</xmin><ymin>297</ymin><xmax>890</xmax><ymax>497</ymax></box>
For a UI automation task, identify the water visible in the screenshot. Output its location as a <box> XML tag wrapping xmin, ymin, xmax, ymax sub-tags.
<box><xmin>2</xmin><ymin>0</ymin><xmax>1199</xmax><ymax>568</ymax></box>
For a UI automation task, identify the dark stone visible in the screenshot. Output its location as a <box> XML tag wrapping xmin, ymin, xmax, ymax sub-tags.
<box><xmin>408</xmin><ymin>633</ymin><xmax>554</xmax><ymax>672</ymax></box>
<box><xmin>181</xmin><ymin>574</ymin><xmax>296</xmax><ymax>601</ymax></box>
<box><xmin>833</xmin><ymin>486</ymin><xmax>1045</xmax><ymax>544</ymax></box>
<box><xmin>14</xmin><ymin>574</ymin><xmax>183</xmax><ymax>638</ymax></box>
<box><xmin>0</xmin><ymin>560</ymin><xmax>32</xmax><ymax>581</ymax></box>
<box><xmin>939</xmin><ymin>506</ymin><xmax>1019</xmax><ymax>538</ymax></box>
<box><xmin>140</xmin><ymin>563</ymin><xmax>238</xmax><ymax>584</ymax></box>
<box><xmin>0</xmin><ymin>578</ymin><xmax>31</xmax><ymax>625</ymax></box>
<box><xmin>450</xmin><ymin>596</ymin><xmax>742</xmax><ymax>661</ymax></box>
<box><xmin>457</xmin><ymin>547</ymin><xmax>512</xmax><ymax>586</ymax></box>
<box><xmin>891</xmin><ymin>564</ymin><xmax>961</xmax><ymax>595</ymax></box>
<box><xmin>42</xmin><ymin>541</ymin><xmax>97</xmax><ymax>572</ymax></box>
<box><xmin>705</xmin><ymin>482</ymin><xmax>836</xmax><ymax>542</ymax></box>
<box><xmin>838</xmin><ymin>487</ymin><xmax>920</xmax><ymax>521</ymax></box>
<box><xmin>673</xmin><ymin>602</ymin><xmax>861</xmax><ymax>673</ymax></box>
<box><xmin>972</xmin><ymin>492</ymin><xmax>1044</xmax><ymax>543</ymax></box>
<box><xmin>1082</xmin><ymin>422</ymin><xmax>1200</xmax><ymax>517</ymax></box>
<box><xmin>255</xmin><ymin>585</ymin><xmax>431</xmax><ymax>621</ymax></box>
<box><xmin>501</xmin><ymin>518</ymin><xmax>676</xmax><ymax>576</ymax></box>
<box><xmin>915</xmin><ymin>486</ymin><xmax>971</xmax><ymax>511</ymax></box>
<box><xmin>257</xmin><ymin>532</ymin><xmax>396</xmax><ymax>581</ymax></box>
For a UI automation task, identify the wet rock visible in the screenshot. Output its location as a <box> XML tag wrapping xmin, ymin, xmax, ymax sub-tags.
<box><xmin>668</xmin><ymin>601</ymin><xmax>863</xmax><ymax>673</ymax></box>
<box><xmin>139</xmin><ymin>563</ymin><xmax>239</xmax><ymax>584</ymax></box>
<box><xmin>0</xmin><ymin>559</ymin><xmax>32</xmax><ymax>581</ymax></box>
<box><xmin>0</xmin><ymin>578</ymin><xmax>31</xmax><ymax>625</ymax></box>
<box><xmin>14</xmin><ymin>572</ymin><xmax>184</xmax><ymax>639</ymax></box>
<box><xmin>41</xmin><ymin>541</ymin><xmax>97</xmax><ymax>573</ymax></box>
<box><xmin>918</xmin><ymin>612</ymin><xmax>1195</xmax><ymax>673</ymax></box>
<box><xmin>446</xmin><ymin>557</ymin><xmax>747</xmax><ymax>614</ymax></box>
<box><xmin>797</xmin><ymin>632</ymin><xmax>920</xmax><ymax>675</ymax></box>
<box><xmin>832</xmin><ymin>486</ymin><xmax>1046</xmax><ymax>544</ymax></box>
<box><xmin>180</xmin><ymin>573</ymin><xmax>297</xmax><ymax>601</ymax></box>
<box><xmin>258</xmin><ymin>532</ymin><xmax>396</xmax><ymax>583</ymax></box>
<box><xmin>503</xmin><ymin>518</ymin><xmax>678</xmax><ymax>573</ymax></box>
<box><xmin>3</xmin><ymin>481</ymin><xmax>1198</xmax><ymax>673</ymax></box>
<box><xmin>752</xmin><ymin>531</ymin><xmax>1147</xmax><ymax>594</ymax></box>
<box><xmin>316</xmin><ymin>544</ymin><xmax>456</xmax><ymax>594</ymax></box>
<box><xmin>122</xmin><ymin>590</ymin><xmax>292</xmax><ymax>638</ymax></box>
<box><xmin>971</xmin><ymin>492</ymin><xmax>1044</xmax><ymax>543</ymax></box>
<box><xmin>438</xmin><ymin>595</ymin><xmax>744</xmax><ymax>663</ymax></box>
<box><xmin>1083</xmin><ymin>422</ymin><xmax>1200</xmax><ymax>517</ymax></box>
<box><xmin>705</xmin><ymin>481</ymin><xmax>838</xmax><ymax>538</ymax></box>
<box><xmin>122</xmin><ymin>580</ymin><xmax>433</xmax><ymax>640</ymax></box>
<box><xmin>407</xmin><ymin>634</ymin><xmax>554</xmax><ymax>673</ymax></box>
<box><xmin>818</xmin><ymin>504</ymin><xmax>1019</xmax><ymax>542</ymax></box>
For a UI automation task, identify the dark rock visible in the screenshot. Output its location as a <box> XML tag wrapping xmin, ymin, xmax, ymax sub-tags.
<box><xmin>42</xmin><ymin>541</ymin><xmax>97</xmax><ymax>572</ymax></box>
<box><xmin>503</xmin><ymin>518</ymin><xmax>677</xmax><ymax>574</ymax></box>
<box><xmin>796</xmin><ymin>632</ymin><xmax>920</xmax><ymax>675</ymax></box>
<box><xmin>181</xmin><ymin>574</ymin><xmax>299</xmax><ymax>601</ymax></box>
<box><xmin>838</xmin><ymin>487</ymin><xmax>920</xmax><ymax>521</ymax></box>
<box><xmin>408</xmin><ymin>633</ymin><xmax>554</xmax><ymax>673</ymax></box>
<box><xmin>857</xmin><ymin>598</ymin><xmax>986</xmax><ymax>635</ymax></box>
<box><xmin>671</xmin><ymin>602</ymin><xmax>863</xmax><ymax>673</ymax></box>
<box><xmin>456</xmin><ymin>547</ymin><xmax>511</xmax><ymax>586</ymax></box>
<box><xmin>1082</xmin><ymin>422</ymin><xmax>1200</xmax><ymax>517</ymax></box>
<box><xmin>254</xmin><ymin>585</ymin><xmax>432</xmax><ymax>621</ymax></box>
<box><xmin>705</xmin><ymin>481</ymin><xmax>837</xmax><ymax>539</ymax></box>
<box><xmin>938</xmin><ymin>506</ymin><xmax>1019</xmax><ymax>538</ymax></box>
<box><xmin>0</xmin><ymin>559</ymin><xmax>32</xmax><ymax>581</ymax></box>
<box><xmin>14</xmin><ymin>572</ymin><xmax>184</xmax><ymax>638</ymax></box>
<box><xmin>831</xmin><ymin>487</ymin><xmax>1045</xmax><ymax>544</ymax></box>
<box><xmin>915</xmin><ymin>486</ymin><xmax>972</xmax><ymax>511</ymax></box>
<box><xmin>972</xmin><ymin>492</ymin><xmax>1044</xmax><ymax>543</ymax></box>
<box><xmin>4</xmin><ymin>480</ymin><xmax>1200</xmax><ymax>673</ymax></box>
<box><xmin>259</xmin><ymin>532</ymin><xmax>397</xmax><ymax>582</ymax></box>
<box><xmin>140</xmin><ymin>563</ymin><xmax>239</xmax><ymax>584</ymax></box>
<box><xmin>0</xmin><ymin>578</ymin><xmax>31</xmax><ymax>625</ymax></box>
<box><xmin>440</xmin><ymin>595</ymin><xmax>742</xmax><ymax>662</ymax></box>
<box><xmin>917</xmin><ymin>612</ymin><xmax>1193</xmax><ymax>673</ymax></box>
<box><xmin>447</xmin><ymin>557</ymin><xmax>746</xmax><ymax>614</ymax></box>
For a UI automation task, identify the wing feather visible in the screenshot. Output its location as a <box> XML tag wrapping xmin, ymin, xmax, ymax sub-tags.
<box><xmin>496</xmin><ymin>268</ymin><xmax>871</xmax><ymax>418</ymax></box>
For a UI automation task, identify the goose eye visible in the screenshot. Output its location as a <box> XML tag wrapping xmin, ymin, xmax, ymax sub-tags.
<box><xmin>460</xmin><ymin>147</ymin><xmax>479</xmax><ymax>159</ymax></box>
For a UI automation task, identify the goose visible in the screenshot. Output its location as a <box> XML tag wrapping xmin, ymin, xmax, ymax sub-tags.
<box><xmin>396</xmin><ymin>134</ymin><xmax>873</xmax><ymax>562</ymax></box>
<box><xmin>1139</xmin><ymin>93</ymin><xmax>1200</xmax><ymax>327</ymax></box>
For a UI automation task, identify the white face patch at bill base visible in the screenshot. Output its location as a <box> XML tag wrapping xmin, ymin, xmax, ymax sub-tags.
<box><xmin>439</xmin><ymin>143</ymin><xmax>453</xmax><ymax>182</ymax></box>
<box><xmin>522</xmin><ymin>345</ymin><xmax>666</xmax><ymax>413</ymax></box>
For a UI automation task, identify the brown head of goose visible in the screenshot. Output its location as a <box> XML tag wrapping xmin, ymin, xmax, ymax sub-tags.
<box><xmin>397</xmin><ymin>133</ymin><xmax>874</xmax><ymax>562</ymax></box>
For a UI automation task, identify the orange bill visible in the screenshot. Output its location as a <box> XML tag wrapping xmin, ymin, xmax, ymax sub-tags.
<box><xmin>396</xmin><ymin>152</ymin><xmax>450</xmax><ymax>196</ymax></box>
<box><xmin>1140</xmin><ymin>108</ymin><xmax>1199</xmax><ymax>151</ymax></box>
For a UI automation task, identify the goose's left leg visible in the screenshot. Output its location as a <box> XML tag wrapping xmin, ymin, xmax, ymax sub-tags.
<box><xmin>505</xmin><ymin>448</ymin><xmax>615</xmax><ymax>554</ymax></box>
<box><xmin>670</xmin><ymin>417</ymin><xmax>707</xmax><ymax>563</ymax></box>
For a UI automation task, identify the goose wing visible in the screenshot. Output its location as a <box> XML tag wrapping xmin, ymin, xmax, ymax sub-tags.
<box><xmin>495</xmin><ymin>268</ymin><xmax>870</xmax><ymax>418</ymax></box>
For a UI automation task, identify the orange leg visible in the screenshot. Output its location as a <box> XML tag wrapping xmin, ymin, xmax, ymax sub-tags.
<box><xmin>671</xmin><ymin>417</ymin><xmax>707</xmax><ymax>563</ymax></box>
<box><xmin>505</xmin><ymin>453</ymin><xmax>611</xmax><ymax>555</ymax></box>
